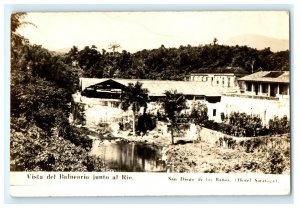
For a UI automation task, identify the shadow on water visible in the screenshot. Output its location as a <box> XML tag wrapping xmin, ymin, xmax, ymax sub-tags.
<box><xmin>91</xmin><ymin>141</ymin><xmax>167</xmax><ymax>172</ymax></box>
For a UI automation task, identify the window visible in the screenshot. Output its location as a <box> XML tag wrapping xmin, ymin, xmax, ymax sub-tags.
<box><xmin>247</xmin><ymin>82</ymin><xmax>252</xmax><ymax>91</ymax></box>
<box><xmin>213</xmin><ymin>109</ymin><xmax>216</xmax><ymax>116</ymax></box>
<box><xmin>262</xmin><ymin>84</ymin><xmax>268</xmax><ymax>93</ymax></box>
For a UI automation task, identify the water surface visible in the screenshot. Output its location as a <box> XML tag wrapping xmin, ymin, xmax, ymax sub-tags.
<box><xmin>91</xmin><ymin>140</ymin><xmax>166</xmax><ymax>172</ymax></box>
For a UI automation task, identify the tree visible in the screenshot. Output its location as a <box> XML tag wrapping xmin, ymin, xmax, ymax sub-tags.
<box><xmin>78</xmin><ymin>45</ymin><xmax>101</xmax><ymax>74</ymax></box>
<box><xmin>190</xmin><ymin>101</ymin><xmax>208</xmax><ymax>125</ymax></box>
<box><xmin>120</xmin><ymin>82</ymin><xmax>149</xmax><ymax>135</ymax></box>
<box><xmin>64</xmin><ymin>45</ymin><xmax>79</xmax><ymax>66</ymax></box>
<box><xmin>108</xmin><ymin>42</ymin><xmax>121</xmax><ymax>54</ymax></box>
<box><xmin>10</xmin><ymin>13</ymin><xmax>106</xmax><ymax>171</ymax></box>
<box><xmin>213</xmin><ymin>37</ymin><xmax>218</xmax><ymax>45</ymax></box>
<box><xmin>161</xmin><ymin>90</ymin><xmax>187</xmax><ymax>144</ymax></box>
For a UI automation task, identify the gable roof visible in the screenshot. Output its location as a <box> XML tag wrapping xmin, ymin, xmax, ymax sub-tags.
<box><xmin>79</xmin><ymin>78</ymin><xmax>221</xmax><ymax>97</ymax></box>
<box><xmin>87</xmin><ymin>79</ymin><xmax>128</xmax><ymax>91</ymax></box>
<box><xmin>238</xmin><ymin>71</ymin><xmax>289</xmax><ymax>83</ymax></box>
<box><xmin>80</xmin><ymin>78</ymin><xmax>108</xmax><ymax>91</ymax></box>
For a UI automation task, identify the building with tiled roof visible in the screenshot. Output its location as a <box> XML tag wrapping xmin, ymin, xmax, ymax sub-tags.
<box><xmin>80</xmin><ymin>78</ymin><xmax>221</xmax><ymax>98</ymax></box>
<box><xmin>238</xmin><ymin>71</ymin><xmax>290</xmax><ymax>98</ymax></box>
<box><xmin>72</xmin><ymin>78</ymin><xmax>223</xmax><ymax>127</ymax></box>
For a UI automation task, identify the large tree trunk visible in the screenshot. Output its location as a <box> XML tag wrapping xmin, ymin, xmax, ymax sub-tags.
<box><xmin>170</xmin><ymin>123</ymin><xmax>174</xmax><ymax>145</ymax></box>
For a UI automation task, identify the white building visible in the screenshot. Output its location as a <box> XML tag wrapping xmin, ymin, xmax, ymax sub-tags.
<box><xmin>185</xmin><ymin>67</ymin><xmax>249</xmax><ymax>93</ymax></box>
<box><xmin>220</xmin><ymin>71</ymin><xmax>290</xmax><ymax>125</ymax></box>
<box><xmin>238</xmin><ymin>71</ymin><xmax>290</xmax><ymax>99</ymax></box>
<box><xmin>72</xmin><ymin>78</ymin><xmax>223</xmax><ymax>127</ymax></box>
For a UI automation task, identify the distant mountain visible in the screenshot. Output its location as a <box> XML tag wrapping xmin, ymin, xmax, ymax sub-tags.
<box><xmin>54</xmin><ymin>47</ymin><xmax>71</xmax><ymax>55</ymax></box>
<box><xmin>225</xmin><ymin>34</ymin><xmax>289</xmax><ymax>52</ymax></box>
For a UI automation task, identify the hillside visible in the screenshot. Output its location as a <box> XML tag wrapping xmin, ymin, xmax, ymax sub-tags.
<box><xmin>60</xmin><ymin>44</ymin><xmax>289</xmax><ymax>81</ymax></box>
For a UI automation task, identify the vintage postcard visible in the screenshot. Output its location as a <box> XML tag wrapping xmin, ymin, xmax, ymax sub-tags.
<box><xmin>10</xmin><ymin>11</ymin><xmax>290</xmax><ymax>196</ymax></box>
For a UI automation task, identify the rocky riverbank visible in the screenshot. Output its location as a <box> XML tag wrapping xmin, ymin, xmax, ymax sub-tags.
<box><xmin>85</xmin><ymin>126</ymin><xmax>290</xmax><ymax>174</ymax></box>
<box><xmin>164</xmin><ymin>135</ymin><xmax>290</xmax><ymax>174</ymax></box>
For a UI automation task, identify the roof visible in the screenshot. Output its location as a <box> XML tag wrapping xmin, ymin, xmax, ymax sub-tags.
<box><xmin>80</xmin><ymin>78</ymin><xmax>109</xmax><ymax>91</ymax></box>
<box><xmin>79</xmin><ymin>78</ymin><xmax>221</xmax><ymax>97</ymax></box>
<box><xmin>238</xmin><ymin>71</ymin><xmax>289</xmax><ymax>83</ymax></box>
<box><xmin>190</xmin><ymin>67</ymin><xmax>249</xmax><ymax>75</ymax></box>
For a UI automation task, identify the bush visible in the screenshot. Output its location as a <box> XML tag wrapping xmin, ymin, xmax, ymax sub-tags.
<box><xmin>218</xmin><ymin>136</ymin><xmax>236</xmax><ymax>149</ymax></box>
<box><xmin>269</xmin><ymin>115</ymin><xmax>290</xmax><ymax>135</ymax></box>
<box><xmin>204</xmin><ymin>112</ymin><xmax>271</xmax><ymax>137</ymax></box>
<box><xmin>59</xmin><ymin>122</ymin><xmax>93</xmax><ymax>150</ymax></box>
<box><xmin>189</xmin><ymin>101</ymin><xmax>208</xmax><ymax>125</ymax></box>
<box><xmin>262</xmin><ymin>150</ymin><xmax>285</xmax><ymax>174</ymax></box>
<box><xmin>71</xmin><ymin>102</ymin><xmax>86</xmax><ymax>125</ymax></box>
<box><xmin>137</xmin><ymin>113</ymin><xmax>156</xmax><ymax>134</ymax></box>
<box><xmin>10</xmin><ymin>124</ymin><xmax>107</xmax><ymax>171</ymax></box>
<box><xmin>228</xmin><ymin>112</ymin><xmax>263</xmax><ymax>137</ymax></box>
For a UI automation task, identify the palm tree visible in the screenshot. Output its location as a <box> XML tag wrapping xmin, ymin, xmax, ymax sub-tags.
<box><xmin>120</xmin><ymin>82</ymin><xmax>148</xmax><ymax>136</ymax></box>
<box><xmin>213</xmin><ymin>37</ymin><xmax>218</xmax><ymax>45</ymax></box>
<box><xmin>161</xmin><ymin>90</ymin><xmax>187</xmax><ymax>144</ymax></box>
<box><xmin>108</xmin><ymin>42</ymin><xmax>121</xmax><ymax>54</ymax></box>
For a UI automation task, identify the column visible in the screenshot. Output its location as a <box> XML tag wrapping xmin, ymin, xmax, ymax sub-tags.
<box><xmin>252</xmin><ymin>83</ymin><xmax>255</xmax><ymax>94</ymax></box>
<box><xmin>277</xmin><ymin>84</ymin><xmax>280</xmax><ymax>97</ymax></box>
<box><xmin>259</xmin><ymin>83</ymin><xmax>262</xmax><ymax>95</ymax></box>
<box><xmin>268</xmin><ymin>84</ymin><xmax>271</xmax><ymax>97</ymax></box>
<box><xmin>231</xmin><ymin>76</ymin><xmax>235</xmax><ymax>87</ymax></box>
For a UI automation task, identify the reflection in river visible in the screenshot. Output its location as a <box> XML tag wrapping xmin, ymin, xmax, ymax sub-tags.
<box><xmin>91</xmin><ymin>141</ymin><xmax>166</xmax><ymax>172</ymax></box>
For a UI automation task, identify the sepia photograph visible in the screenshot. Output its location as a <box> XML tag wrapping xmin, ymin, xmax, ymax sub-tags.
<box><xmin>10</xmin><ymin>11</ymin><xmax>290</xmax><ymax>196</ymax></box>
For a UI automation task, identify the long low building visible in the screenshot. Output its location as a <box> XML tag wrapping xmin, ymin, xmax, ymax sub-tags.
<box><xmin>79</xmin><ymin>78</ymin><xmax>220</xmax><ymax>99</ymax></box>
<box><xmin>72</xmin><ymin>78</ymin><xmax>223</xmax><ymax>127</ymax></box>
<box><xmin>238</xmin><ymin>71</ymin><xmax>290</xmax><ymax>98</ymax></box>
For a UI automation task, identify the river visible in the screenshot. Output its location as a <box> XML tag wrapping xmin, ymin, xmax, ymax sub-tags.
<box><xmin>90</xmin><ymin>140</ymin><xmax>167</xmax><ymax>172</ymax></box>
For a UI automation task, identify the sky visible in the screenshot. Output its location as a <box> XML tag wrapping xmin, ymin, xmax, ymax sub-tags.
<box><xmin>17</xmin><ymin>11</ymin><xmax>290</xmax><ymax>52</ymax></box>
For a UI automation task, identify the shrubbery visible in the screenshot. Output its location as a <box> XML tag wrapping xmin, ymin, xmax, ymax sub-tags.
<box><xmin>269</xmin><ymin>115</ymin><xmax>290</xmax><ymax>135</ymax></box>
<box><xmin>136</xmin><ymin>113</ymin><xmax>156</xmax><ymax>135</ymax></box>
<box><xmin>10</xmin><ymin>124</ymin><xmax>106</xmax><ymax>171</ymax></box>
<box><xmin>59</xmin><ymin>122</ymin><xmax>93</xmax><ymax>150</ymax></box>
<box><xmin>204</xmin><ymin>112</ymin><xmax>289</xmax><ymax>137</ymax></box>
<box><xmin>190</xmin><ymin>101</ymin><xmax>208</xmax><ymax>125</ymax></box>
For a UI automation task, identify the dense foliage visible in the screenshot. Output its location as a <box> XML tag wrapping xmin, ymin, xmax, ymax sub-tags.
<box><xmin>204</xmin><ymin>112</ymin><xmax>266</xmax><ymax>137</ymax></box>
<box><xmin>10</xmin><ymin>124</ymin><xmax>105</xmax><ymax>171</ymax></box>
<box><xmin>268</xmin><ymin>115</ymin><xmax>290</xmax><ymax>135</ymax></box>
<box><xmin>63</xmin><ymin>44</ymin><xmax>289</xmax><ymax>80</ymax></box>
<box><xmin>10</xmin><ymin>13</ymin><xmax>106</xmax><ymax>171</ymax></box>
<box><xmin>204</xmin><ymin>113</ymin><xmax>290</xmax><ymax>138</ymax></box>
